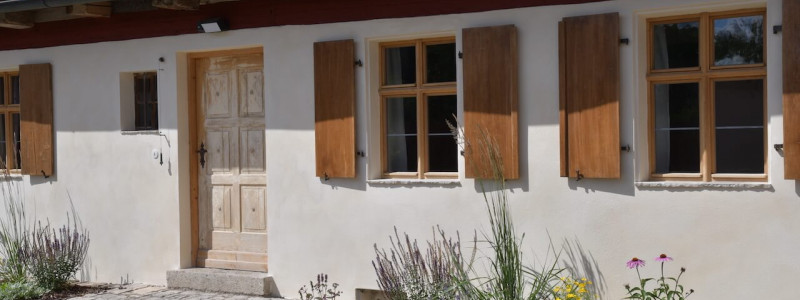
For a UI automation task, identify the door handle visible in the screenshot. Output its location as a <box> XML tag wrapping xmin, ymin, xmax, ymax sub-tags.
<box><xmin>197</xmin><ymin>142</ymin><xmax>208</xmax><ymax>168</ymax></box>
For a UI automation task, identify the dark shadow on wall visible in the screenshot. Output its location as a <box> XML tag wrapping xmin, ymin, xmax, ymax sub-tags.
<box><xmin>560</xmin><ymin>237</ymin><xmax>607</xmax><ymax>298</ymax></box>
<box><xmin>796</xmin><ymin>180</ymin><xmax>799</xmax><ymax>197</ymax></box>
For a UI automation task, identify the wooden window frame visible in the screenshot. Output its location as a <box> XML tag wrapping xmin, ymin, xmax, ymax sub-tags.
<box><xmin>646</xmin><ymin>8</ymin><xmax>767</xmax><ymax>182</ymax></box>
<box><xmin>0</xmin><ymin>72</ymin><xmax>20</xmax><ymax>172</ymax></box>
<box><xmin>379</xmin><ymin>37</ymin><xmax>457</xmax><ymax>179</ymax></box>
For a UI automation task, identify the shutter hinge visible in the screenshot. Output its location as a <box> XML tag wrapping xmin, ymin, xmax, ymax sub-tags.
<box><xmin>619</xmin><ymin>38</ymin><xmax>629</xmax><ymax>45</ymax></box>
<box><xmin>774</xmin><ymin>25</ymin><xmax>783</xmax><ymax>34</ymax></box>
<box><xmin>775</xmin><ymin>144</ymin><xmax>784</xmax><ymax>152</ymax></box>
<box><xmin>621</xmin><ymin>144</ymin><xmax>631</xmax><ymax>152</ymax></box>
<box><xmin>458</xmin><ymin>51</ymin><xmax>463</xmax><ymax>59</ymax></box>
<box><xmin>356</xmin><ymin>150</ymin><xmax>365</xmax><ymax>157</ymax></box>
<box><xmin>354</xmin><ymin>59</ymin><xmax>363</xmax><ymax>67</ymax></box>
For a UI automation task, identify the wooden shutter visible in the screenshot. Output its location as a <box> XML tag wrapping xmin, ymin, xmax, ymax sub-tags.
<box><xmin>784</xmin><ymin>0</ymin><xmax>800</xmax><ymax>179</ymax></box>
<box><xmin>559</xmin><ymin>13</ymin><xmax>620</xmax><ymax>179</ymax></box>
<box><xmin>314</xmin><ymin>39</ymin><xmax>356</xmax><ymax>178</ymax></box>
<box><xmin>463</xmin><ymin>25</ymin><xmax>519</xmax><ymax>180</ymax></box>
<box><xmin>19</xmin><ymin>63</ymin><xmax>54</xmax><ymax>177</ymax></box>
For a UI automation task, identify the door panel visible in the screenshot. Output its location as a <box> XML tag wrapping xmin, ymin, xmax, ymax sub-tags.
<box><xmin>195</xmin><ymin>51</ymin><xmax>267</xmax><ymax>272</ymax></box>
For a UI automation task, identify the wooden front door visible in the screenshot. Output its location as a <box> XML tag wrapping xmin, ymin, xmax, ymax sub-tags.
<box><xmin>194</xmin><ymin>51</ymin><xmax>267</xmax><ymax>272</ymax></box>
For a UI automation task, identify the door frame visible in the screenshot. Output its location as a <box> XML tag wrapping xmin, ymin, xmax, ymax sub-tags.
<box><xmin>187</xmin><ymin>46</ymin><xmax>265</xmax><ymax>267</ymax></box>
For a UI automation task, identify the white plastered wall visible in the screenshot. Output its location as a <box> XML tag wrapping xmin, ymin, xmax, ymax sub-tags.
<box><xmin>0</xmin><ymin>0</ymin><xmax>797</xmax><ymax>299</ymax></box>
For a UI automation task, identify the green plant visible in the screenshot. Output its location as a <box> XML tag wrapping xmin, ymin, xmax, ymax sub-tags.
<box><xmin>298</xmin><ymin>273</ymin><xmax>342</xmax><ymax>300</ymax></box>
<box><xmin>19</xmin><ymin>217</ymin><xmax>90</xmax><ymax>291</ymax></box>
<box><xmin>445</xmin><ymin>125</ymin><xmax>563</xmax><ymax>300</ymax></box>
<box><xmin>0</xmin><ymin>168</ymin><xmax>31</xmax><ymax>283</ymax></box>
<box><xmin>373</xmin><ymin>124</ymin><xmax>565</xmax><ymax>300</ymax></box>
<box><xmin>624</xmin><ymin>255</ymin><xmax>694</xmax><ymax>300</ymax></box>
<box><xmin>0</xmin><ymin>280</ymin><xmax>47</xmax><ymax>300</ymax></box>
<box><xmin>552</xmin><ymin>277</ymin><xmax>595</xmax><ymax>300</ymax></box>
<box><xmin>372</xmin><ymin>227</ymin><xmax>470</xmax><ymax>299</ymax></box>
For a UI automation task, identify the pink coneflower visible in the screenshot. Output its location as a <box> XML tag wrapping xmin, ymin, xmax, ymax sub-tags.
<box><xmin>655</xmin><ymin>254</ymin><xmax>673</xmax><ymax>262</ymax></box>
<box><xmin>627</xmin><ymin>257</ymin><xmax>645</xmax><ymax>269</ymax></box>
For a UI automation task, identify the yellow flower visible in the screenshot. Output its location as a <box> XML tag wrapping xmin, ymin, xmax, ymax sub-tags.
<box><xmin>581</xmin><ymin>277</ymin><xmax>587</xmax><ymax>281</ymax></box>
<box><xmin>567</xmin><ymin>293</ymin><xmax>576</xmax><ymax>298</ymax></box>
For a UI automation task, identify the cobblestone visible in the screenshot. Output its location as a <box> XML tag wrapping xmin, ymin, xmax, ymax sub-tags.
<box><xmin>69</xmin><ymin>283</ymin><xmax>284</xmax><ymax>300</ymax></box>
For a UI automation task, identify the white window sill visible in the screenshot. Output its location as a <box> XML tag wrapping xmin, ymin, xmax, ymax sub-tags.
<box><xmin>121</xmin><ymin>130</ymin><xmax>161</xmax><ymax>136</ymax></box>
<box><xmin>366</xmin><ymin>178</ymin><xmax>461</xmax><ymax>186</ymax></box>
<box><xmin>635</xmin><ymin>181</ymin><xmax>772</xmax><ymax>190</ymax></box>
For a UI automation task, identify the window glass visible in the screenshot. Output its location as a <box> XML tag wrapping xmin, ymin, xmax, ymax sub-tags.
<box><xmin>427</xmin><ymin>95</ymin><xmax>457</xmax><ymax>172</ymax></box>
<box><xmin>384</xmin><ymin>46</ymin><xmax>416</xmax><ymax>85</ymax></box>
<box><xmin>715</xmin><ymin>80</ymin><xmax>763</xmax><ymax>173</ymax></box>
<box><xmin>713</xmin><ymin>15</ymin><xmax>764</xmax><ymax>66</ymax></box>
<box><xmin>134</xmin><ymin>72</ymin><xmax>158</xmax><ymax>130</ymax></box>
<box><xmin>0</xmin><ymin>77</ymin><xmax>4</xmax><ymax>105</ymax></box>
<box><xmin>386</xmin><ymin>97</ymin><xmax>417</xmax><ymax>172</ymax></box>
<box><xmin>654</xmin><ymin>83</ymin><xmax>700</xmax><ymax>173</ymax></box>
<box><xmin>0</xmin><ymin>114</ymin><xmax>5</xmax><ymax>168</ymax></box>
<box><xmin>10</xmin><ymin>76</ymin><xmax>19</xmax><ymax>105</ymax></box>
<box><xmin>425</xmin><ymin>43</ymin><xmax>456</xmax><ymax>83</ymax></box>
<box><xmin>12</xmin><ymin>113</ymin><xmax>20</xmax><ymax>169</ymax></box>
<box><xmin>652</xmin><ymin>21</ymin><xmax>699</xmax><ymax>69</ymax></box>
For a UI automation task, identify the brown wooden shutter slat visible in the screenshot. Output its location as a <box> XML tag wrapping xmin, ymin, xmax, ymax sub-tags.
<box><xmin>463</xmin><ymin>25</ymin><xmax>519</xmax><ymax>180</ymax></box>
<box><xmin>784</xmin><ymin>0</ymin><xmax>800</xmax><ymax>179</ymax></box>
<box><xmin>19</xmin><ymin>63</ymin><xmax>54</xmax><ymax>176</ymax></box>
<box><xmin>559</xmin><ymin>13</ymin><xmax>620</xmax><ymax>179</ymax></box>
<box><xmin>314</xmin><ymin>39</ymin><xmax>356</xmax><ymax>178</ymax></box>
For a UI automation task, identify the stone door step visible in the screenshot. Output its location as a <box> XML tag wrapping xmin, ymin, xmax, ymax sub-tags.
<box><xmin>166</xmin><ymin>268</ymin><xmax>276</xmax><ymax>296</ymax></box>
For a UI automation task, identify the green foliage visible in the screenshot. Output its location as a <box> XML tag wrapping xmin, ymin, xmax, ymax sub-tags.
<box><xmin>0</xmin><ymin>171</ymin><xmax>31</xmax><ymax>283</ymax></box>
<box><xmin>19</xmin><ymin>218</ymin><xmax>90</xmax><ymax>291</ymax></box>
<box><xmin>373</xmin><ymin>124</ymin><xmax>565</xmax><ymax>300</ymax></box>
<box><xmin>298</xmin><ymin>273</ymin><xmax>342</xmax><ymax>300</ymax></box>
<box><xmin>624</xmin><ymin>257</ymin><xmax>694</xmax><ymax>300</ymax></box>
<box><xmin>0</xmin><ymin>281</ymin><xmax>48</xmax><ymax>300</ymax></box>
<box><xmin>372</xmin><ymin>227</ymin><xmax>468</xmax><ymax>299</ymax></box>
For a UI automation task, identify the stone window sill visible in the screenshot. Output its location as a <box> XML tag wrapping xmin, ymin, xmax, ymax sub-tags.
<box><xmin>635</xmin><ymin>181</ymin><xmax>772</xmax><ymax>190</ymax></box>
<box><xmin>366</xmin><ymin>179</ymin><xmax>461</xmax><ymax>186</ymax></box>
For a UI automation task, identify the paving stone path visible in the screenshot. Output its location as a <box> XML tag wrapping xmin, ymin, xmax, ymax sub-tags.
<box><xmin>69</xmin><ymin>283</ymin><xmax>285</xmax><ymax>300</ymax></box>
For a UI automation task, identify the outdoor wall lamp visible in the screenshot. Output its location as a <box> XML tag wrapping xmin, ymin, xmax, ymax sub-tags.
<box><xmin>197</xmin><ymin>18</ymin><xmax>229</xmax><ymax>33</ymax></box>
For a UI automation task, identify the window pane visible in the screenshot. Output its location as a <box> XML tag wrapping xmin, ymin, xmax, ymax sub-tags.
<box><xmin>12</xmin><ymin>113</ymin><xmax>20</xmax><ymax>169</ymax></box>
<box><xmin>386</xmin><ymin>97</ymin><xmax>417</xmax><ymax>172</ymax></box>
<box><xmin>427</xmin><ymin>95</ymin><xmax>457</xmax><ymax>172</ymax></box>
<box><xmin>652</xmin><ymin>21</ymin><xmax>699</xmax><ymax>69</ymax></box>
<box><xmin>425</xmin><ymin>43</ymin><xmax>456</xmax><ymax>83</ymax></box>
<box><xmin>11</xmin><ymin>76</ymin><xmax>19</xmax><ymax>105</ymax></box>
<box><xmin>0</xmin><ymin>77</ymin><xmax>4</xmax><ymax>105</ymax></box>
<box><xmin>384</xmin><ymin>46</ymin><xmax>416</xmax><ymax>85</ymax></box>
<box><xmin>654</xmin><ymin>83</ymin><xmax>700</xmax><ymax>173</ymax></box>
<box><xmin>715</xmin><ymin>80</ymin><xmax>764</xmax><ymax>173</ymax></box>
<box><xmin>427</xmin><ymin>95</ymin><xmax>456</xmax><ymax>134</ymax></box>
<box><xmin>714</xmin><ymin>15</ymin><xmax>764</xmax><ymax>66</ymax></box>
<box><xmin>0</xmin><ymin>114</ymin><xmax>5</xmax><ymax>168</ymax></box>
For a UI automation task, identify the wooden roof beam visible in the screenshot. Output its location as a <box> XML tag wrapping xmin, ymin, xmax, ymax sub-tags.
<box><xmin>0</xmin><ymin>11</ymin><xmax>34</xmax><ymax>29</ymax></box>
<box><xmin>152</xmin><ymin>0</ymin><xmax>199</xmax><ymax>10</ymax></box>
<box><xmin>68</xmin><ymin>2</ymin><xmax>112</xmax><ymax>18</ymax></box>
